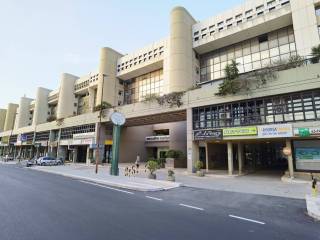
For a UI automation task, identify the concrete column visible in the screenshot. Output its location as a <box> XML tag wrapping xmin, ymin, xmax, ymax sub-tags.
<box><xmin>291</xmin><ymin>0</ymin><xmax>320</xmax><ymax>56</ymax></box>
<box><xmin>4</xmin><ymin>103</ymin><xmax>18</xmax><ymax>131</ymax></box>
<box><xmin>238</xmin><ymin>142</ymin><xmax>244</xmax><ymax>175</ymax></box>
<box><xmin>97</xmin><ymin>48</ymin><xmax>123</xmax><ymax>107</ymax></box>
<box><xmin>86</xmin><ymin>146</ymin><xmax>90</xmax><ymax>166</ymax></box>
<box><xmin>56</xmin><ymin>73</ymin><xmax>78</xmax><ymax>119</ymax></box>
<box><xmin>227</xmin><ymin>142</ymin><xmax>234</xmax><ymax>175</ymax></box>
<box><xmin>205</xmin><ymin>142</ymin><xmax>209</xmax><ymax>172</ymax></box>
<box><xmin>33</xmin><ymin>87</ymin><xmax>51</xmax><ymax>125</ymax></box>
<box><xmin>73</xmin><ymin>148</ymin><xmax>78</xmax><ymax>163</ymax></box>
<box><xmin>286</xmin><ymin>139</ymin><xmax>294</xmax><ymax>178</ymax></box>
<box><xmin>168</xmin><ymin>6</ymin><xmax>196</xmax><ymax>92</ymax></box>
<box><xmin>187</xmin><ymin>108</ymin><xmax>199</xmax><ymax>173</ymax></box>
<box><xmin>0</xmin><ymin>109</ymin><xmax>7</xmax><ymax>131</ymax></box>
<box><xmin>16</xmin><ymin>97</ymin><xmax>33</xmax><ymax>129</ymax></box>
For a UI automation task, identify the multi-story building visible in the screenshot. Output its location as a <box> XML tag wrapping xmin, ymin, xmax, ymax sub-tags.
<box><xmin>1</xmin><ymin>0</ymin><xmax>320</xmax><ymax>177</ymax></box>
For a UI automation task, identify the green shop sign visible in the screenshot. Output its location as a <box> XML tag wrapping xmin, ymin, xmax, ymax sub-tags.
<box><xmin>223</xmin><ymin>126</ymin><xmax>257</xmax><ymax>136</ymax></box>
<box><xmin>298</xmin><ymin>128</ymin><xmax>310</xmax><ymax>137</ymax></box>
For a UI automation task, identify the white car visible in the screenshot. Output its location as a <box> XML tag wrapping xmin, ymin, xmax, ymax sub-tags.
<box><xmin>36</xmin><ymin>157</ymin><xmax>57</xmax><ymax>166</ymax></box>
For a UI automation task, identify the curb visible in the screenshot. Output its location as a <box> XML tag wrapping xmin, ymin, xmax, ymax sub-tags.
<box><xmin>27</xmin><ymin>167</ymin><xmax>182</xmax><ymax>192</ymax></box>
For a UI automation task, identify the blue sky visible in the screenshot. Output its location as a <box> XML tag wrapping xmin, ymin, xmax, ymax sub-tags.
<box><xmin>0</xmin><ymin>0</ymin><xmax>243</xmax><ymax>108</ymax></box>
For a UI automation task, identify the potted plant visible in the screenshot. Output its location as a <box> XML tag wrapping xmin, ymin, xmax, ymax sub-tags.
<box><xmin>165</xmin><ymin>150</ymin><xmax>185</xmax><ymax>168</ymax></box>
<box><xmin>146</xmin><ymin>160</ymin><xmax>159</xmax><ymax>179</ymax></box>
<box><xmin>167</xmin><ymin>169</ymin><xmax>175</xmax><ymax>182</ymax></box>
<box><xmin>194</xmin><ymin>160</ymin><xmax>205</xmax><ymax>177</ymax></box>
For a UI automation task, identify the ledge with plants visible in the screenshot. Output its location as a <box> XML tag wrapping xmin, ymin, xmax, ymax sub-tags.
<box><xmin>215</xmin><ymin>54</ymin><xmax>313</xmax><ymax>96</ymax></box>
<box><xmin>143</xmin><ymin>91</ymin><xmax>185</xmax><ymax>108</ymax></box>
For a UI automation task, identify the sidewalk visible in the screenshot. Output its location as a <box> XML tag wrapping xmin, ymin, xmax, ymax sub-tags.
<box><xmin>25</xmin><ymin>163</ymin><xmax>312</xmax><ymax>199</ymax></box>
<box><xmin>28</xmin><ymin>164</ymin><xmax>181</xmax><ymax>192</ymax></box>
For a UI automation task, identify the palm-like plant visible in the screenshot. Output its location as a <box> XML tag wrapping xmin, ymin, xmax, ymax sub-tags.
<box><xmin>311</xmin><ymin>44</ymin><xmax>320</xmax><ymax>63</ymax></box>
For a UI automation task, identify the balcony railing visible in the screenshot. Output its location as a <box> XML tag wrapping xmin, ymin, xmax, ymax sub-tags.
<box><xmin>145</xmin><ymin>135</ymin><xmax>170</xmax><ymax>142</ymax></box>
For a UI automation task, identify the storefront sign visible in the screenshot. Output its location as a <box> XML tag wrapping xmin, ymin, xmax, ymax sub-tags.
<box><xmin>73</xmin><ymin>132</ymin><xmax>95</xmax><ymax>139</ymax></box>
<box><xmin>296</xmin><ymin>148</ymin><xmax>320</xmax><ymax>161</ymax></box>
<box><xmin>257</xmin><ymin>124</ymin><xmax>293</xmax><ymax>138</ymax></box>
<box><xmin>194</xmin><ymin>129</ymin><xmax>222</xmax><ymax>140</ymax></box>
<box><xmin>295</xmin><ymin>147</ymin><xmax>320</xmax><ymax>171</ymax></box>
<box><xmin>223</xmin><ymin>127</ymin><xmax>257</xmax><ymax>137</ymax></box>
<box><xmin>105</xmin><ymin>140</ymin><xmax>113</xmax><ymax>145</ymax></box>
<box><xmin>49</xmin><ymin>141</ymin><xmax>58</xmax><ymax>147</ymax></box>
<box><xmin>294</xmin><ymin>127</ymin><xmax>320</xmax><ymax>137</ymax></box>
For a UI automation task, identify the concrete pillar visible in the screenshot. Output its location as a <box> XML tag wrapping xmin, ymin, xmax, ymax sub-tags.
<box><xmin>0</xmin><ymin>109</ymin><xmax>7</xmax><ymax>131</ymax></box>
<box><xmin>86</xmin><ymin>146</ymin><xmax>90</xmax><ymax>166</ymax></box>
<box><xmin>227</xmin><ymin>142</ymin><xmax>234</xmax><ymax>175</ymax></box>
<box><xmin>73</xmin><ymin>148</ymin><xmax>78</xmax><ymax>163</ymax></box>
<box><xmin>88</xmin><ymin>87</ymin><xmax>95</xmax><ymax>112</ymax></box>
<box><xmin>56</xmin><ymin>73</ymin><xmax>78</xmax><ymax>119</ymax></box>
<box><xmin>205</xmin><ymin>142</ymin><xmax>209</xmax><ymax>172</ymax></box>
<box><xmin>4</xmin><ymin>103</ymin><xmax>18</xmax><ymax>131</ymax></box>
<box><xmin>33</xmin><ymin>87</ymin><xmax>51</xmax><ymax>125</ymax></box>
<box><xmin>97</xmin><ymin>48</ymin><xmax>123</xmax><ymax>107</ymax></box>
<box><xmin>286</xmin><ymin>139</ymin><xmax>294</xmax><ymax>178</ymax></box>
<box><xmin>291</xmin><ymin>0</ymin><xmax>320</xmax><ymax>56</ymax></box>
<box><xmin>16</xmin><ymin>97</ymin><xmax>33</xmax><ymax>129</ymax></box>
<box><xmin>187</xmin><ymin>108</ymin><xmax>199</xmax><ymax>173</ymax></box>
<box><xmin>168</xmin><ymin>6</ymin><xmax>196</xmax><ymax>92</ymax></box>
<box><xmin>238</xmin><ymin>142</ymin><xmax>244</xmax><ymax>175</ymax></box>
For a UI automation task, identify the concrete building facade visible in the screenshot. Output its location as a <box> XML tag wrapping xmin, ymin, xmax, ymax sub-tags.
<box><xmin>1</xmin><ymin>0</ymin><xmax>320</xmax><ymax>177</ymax></box>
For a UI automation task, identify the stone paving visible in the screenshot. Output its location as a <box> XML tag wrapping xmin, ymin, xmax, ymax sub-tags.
<box><xmin>19</xmin><ymin>161</ymin><xmax>312</xmax><ymax>199</ymax></box>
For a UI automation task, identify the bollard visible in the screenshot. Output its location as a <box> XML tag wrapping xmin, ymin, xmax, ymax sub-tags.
<box><xmin>311</xmin><ymin>174</ymin><xmax>318</xmax><ymax>197</ymax></box>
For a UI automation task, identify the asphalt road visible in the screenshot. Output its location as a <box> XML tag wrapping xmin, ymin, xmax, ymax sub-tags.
<box><xmin>0</xmin><ymin>164</ymin><xmax>318</xmax><ymax>240</ymax></box>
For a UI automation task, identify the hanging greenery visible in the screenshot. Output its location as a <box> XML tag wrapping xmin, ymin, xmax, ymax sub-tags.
<box><xmin>216</xmin><ymin>60</ymin><xmax>241</xmax><ymax>96</ymax></box>
<box><xmin>144</xmin><ymin>91</ymin><xmax>185</xmax><ymax>108</ymax></box>
<box><xmin>311</xmin><ymin>44</ymin><xmax>320</xmax><ymax>63</ymax></box>
<box><xmin>94</xmin><ymin>101</ymin><xmax>112</xmax><ymax>111</ymax></box>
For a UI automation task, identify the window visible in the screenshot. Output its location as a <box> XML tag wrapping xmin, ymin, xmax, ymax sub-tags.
<box><xmin>315</xmin><ymin>6</ymin><xmax>320</xmax><ymax>16</ymax></box>
<box><xmin>236</xmin><ymin>14</ymin><xmax>242</xmax><ymax>19</ymax></box>
<box><xmin>198</xmin><ymin>26</ymin><xmax>296</xmax><ymax>83</ymax></box>
<box><xmin>258</xmin><ymin>34</ymin><xmax>268</xmax><ymax>43</ymax></box>
<box><xmin>194</xmin><ymin>31</ymin><xmax>199</xmax><ymax>36</ymax></box>
<box><xmin>123</xmin><ymin>69</ymin><xmax>164</xmax><ymax>104</ymax></box>
<box><xmin>245</xmin><ymin>9</ymin><xmax>253</xmax><ymax>16</ymax></box>
<box><xmin>193</xmin><ymin>90</ymin><xmax>320</xmax><ymax>129</ymax></box>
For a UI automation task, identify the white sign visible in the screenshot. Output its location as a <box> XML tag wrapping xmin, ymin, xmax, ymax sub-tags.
<box><xmin>110</xmin><ymin>112</ymin><xmax>126</xmax><ymax>126</ymax></box>
<box><xmin>73</xmin><ymin>132</ymin><xmax>95</xmax><ymax>139</ymax></box>
<box><xmin>258</xmin><ymin>124</ymin><xmax>293</xmax><ymax>138</ymax></box>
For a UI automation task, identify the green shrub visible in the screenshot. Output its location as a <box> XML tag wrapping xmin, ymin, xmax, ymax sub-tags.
<box><xmin>194</xmin><ymin>160</ymin><xmax>204</xmax><ymax>171</ymax></box>
<box><xmin>146</xmin><ymin>160</ymin><xmax>160</xmax><ymax>174</ymax></box>
<box><xmin>166</xmin><ymin>150</ymin><xmax>184</xmax><ymax>159</ymax></box>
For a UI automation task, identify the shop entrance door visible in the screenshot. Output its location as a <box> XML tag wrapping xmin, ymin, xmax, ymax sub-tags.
<box><xmin>244</xmin><ymin>141</ymin><xmax>287</xmax><ymax>172</ymax></box>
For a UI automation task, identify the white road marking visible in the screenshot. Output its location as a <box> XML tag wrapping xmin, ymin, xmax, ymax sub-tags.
<box><xmin>78</xmin><ymin>180</ymin><xmax>134</xmax><ymax>195</ymax></box>
<box><xmin>229</xmin><ymin>215</ymin><xmax>265</xmax><ymax>225</ymax></box>
<box><xmin>179</xmin><ymin>203</ymin><xmax>204</xmax><ymax>211</ymax></box>
<box><xmin>145</xmin><ymin>196</ymin><xmax>163</xmax><ymax>201</ymax></box>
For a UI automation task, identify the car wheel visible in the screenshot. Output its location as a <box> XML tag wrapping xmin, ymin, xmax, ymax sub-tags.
<box><xmin>41</xmin><ymin>162</ymin><xmax>45</xmax><ymax>166</ymax></box>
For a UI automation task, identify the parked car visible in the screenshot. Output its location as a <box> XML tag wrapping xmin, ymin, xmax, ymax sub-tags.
<box><xmin>36</xmin><ymin>157</ymin><xmax>57</xmax><ymax>166</ymax></box>
<box><xmin>3</xmin><ymin>155</ymin><xmax>14</xmax><ymax>162</ymax></box>
<box><xmin>26</xmin><ymin>158</ymin><xmax>37</xmax><ymax>167</ymax></box>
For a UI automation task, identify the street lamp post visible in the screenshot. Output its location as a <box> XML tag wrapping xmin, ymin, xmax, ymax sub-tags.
<box><xmin>95</xmin><ymin>74</ymin><xmax>107</xmax><ymax>174</ymax></box>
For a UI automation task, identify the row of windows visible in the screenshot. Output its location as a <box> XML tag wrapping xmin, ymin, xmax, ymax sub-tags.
<box><xmin>124</xmin><ymin>69</ymin><xmax>164</xmax><ymax>104</ymax></box>
<box><xmin>117</xmin><ymin>46</ymin><xmax>164</xmax><ymax>73</ymax></box>
<box><xmin>74</xmin><ymin>74</ymin><xmax>98</xmax><ymax>91</ymax></box>
<box><xmin>193</xmin><ymin>0</ymin><xmax>290</xmax><ymax>42</ymax></box>
<box><xmin>199</xmin><ymin>26</ymin><xmax>296</xmax><ymax>82</ymax></box>
<box><xmin>193</xmin><ymin>90</ymin><xmax>320</xmax><ymax>130</ymax></box>
<box><xmin>35</xmin><ymin>131</ymin><xmax>50</xmax><ymax>141</ymax></box>
<box><xmin>60</xmin><ymin>124</ymin><xmax>95</xmax><ymax>140</ymax></box>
